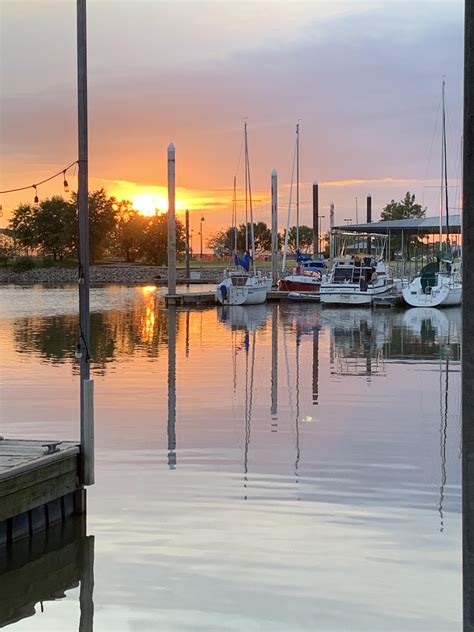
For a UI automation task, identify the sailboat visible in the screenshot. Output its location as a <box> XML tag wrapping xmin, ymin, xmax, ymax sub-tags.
<box><xmin>216</xmin><ymin>122</ymin><xmax>272</xmax><ymax>306</ymax></box>
<box><xmin>278</xmin><ymin>124</ymin><xmax>326</xmax><ymax>292</ymax></box>
<box><xmin>402</xmin><ymin>81</ymin><xmax>462</xmax><ymax>308</ymax></box>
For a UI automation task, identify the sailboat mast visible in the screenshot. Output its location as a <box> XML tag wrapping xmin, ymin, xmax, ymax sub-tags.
<box><xmin>244</xmin><ymin>122</ymin><xmax>249</xmax><ymax>252</ymax></box>
<box><xmin>232</xmin><ymin>175</ymin><xmax>237</xmax><ymax>253</ymax></box>
<box><xmin>296</xmin><ymin>123</ymin><xmax>300</xmax><ymax>252</ymax></box>
<box><xmin>245</xmin><ymin>123</ymin><xmax>257</xmax><ymax>275</ymax></box>
<box><xmin>442</xmin><ymin>81</ymin><xmax>450</xmax><ymax>249</ymax></box>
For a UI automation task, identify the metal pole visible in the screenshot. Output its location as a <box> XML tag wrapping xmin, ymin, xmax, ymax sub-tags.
<box><xmin>367</xmin><ymin>193</ymin><xmax>372</xmax><ymax>256</ymax></box>
<box><xmin>200</xmin><ymin>217</ymin><xmax>204</xmax><ymax>260</ymax></box>
<box><xmin>167</xmin><ymin>143</ymin><xmax>176</xmax><ymax>295</ymax></box>
<box><xmin>271</xmin><ymin>169</ymin><xmax>278</xmax><ymax>286</ymax></box>
<box><xmin>329</xmin><ymin>203</ymin><xmax>335</xmax><ymax>259</ymax></box>
<box><xmin>77</xmin><ymin>0</ymin><xmax>91</xmax><ymax>484</ymax></box>
<box><xmin>463</xmin><ymin>1</ymin><xmax>474</xmax><ymax>628</ymax></box>
<box><xmin>185</xmin><ymin>209</ymin><xmax>190</xmax><ymax>284</ymax></box>
<box><xmin>313</xmin><ymin>178</ymin><xmax>319</xmax><ymax>257</ymax></box>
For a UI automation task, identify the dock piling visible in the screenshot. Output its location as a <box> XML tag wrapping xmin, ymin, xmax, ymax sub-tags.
<box><xmin>167</xmin><ymin>143</ymin><xmax>176</xmax><ymax>296</ymax></box>
<box><xmin>271</xmin><ymin>169</ymin><xmax>278</xmax><ymax>286</ymax></box>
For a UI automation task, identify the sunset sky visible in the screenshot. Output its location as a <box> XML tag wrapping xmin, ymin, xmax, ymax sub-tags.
<box><xmin>0</xmin><ymin>0</ymin><xmax>464</xmax><ymax>248</ymax></box>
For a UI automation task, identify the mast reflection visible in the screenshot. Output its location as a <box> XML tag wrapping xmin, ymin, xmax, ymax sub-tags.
<box><xmin>167</xmin><ymin>306</ymin><xmax>177</xmax><ymax>469</ymax></box>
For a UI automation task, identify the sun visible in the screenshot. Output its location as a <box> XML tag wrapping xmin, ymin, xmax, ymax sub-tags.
<box><xmin>132</xmin><ymin>193</ymin><xmax>169</xmax><ymax>217</ymax></box>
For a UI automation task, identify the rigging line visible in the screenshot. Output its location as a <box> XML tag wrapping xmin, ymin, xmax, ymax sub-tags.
<box><xmin>246</xmin><ymin>129</ymin><xmax>257</xmax><ymax>275</ymax></box>
<box><xmin>0</xmin><ymin>161</ymin><xmax>79</xmax><ymax>194</ymax></box>
<box><xmin>234</xmin><ymin>129</ymin><xmax>245</xmax><ymax>182</ymax></box>
<box><xmin>422</xmin><ymin>90</ymin><xmax>443</xmax><ymax>207</ymax></box>
<box><xmin>442</xmin><ymin>82</ymin><xmax>450</xmax><ymax>245</ymax></box>
<box><xmin>282</xmin><ymin>139</ymin><xmax>297</xmax><ymax>272</ymax></box>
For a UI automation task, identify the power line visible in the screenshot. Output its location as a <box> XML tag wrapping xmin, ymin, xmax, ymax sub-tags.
<box><xmin>0</xmin><ymin>160</ymin><xmax>78</xmax><ymax>195</ymax></box>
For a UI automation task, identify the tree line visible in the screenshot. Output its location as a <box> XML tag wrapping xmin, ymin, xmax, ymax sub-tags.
<box><xmin>7</xmin><ymin>189</ymin><xmax>185</xmax><ymax>264</ymax></box>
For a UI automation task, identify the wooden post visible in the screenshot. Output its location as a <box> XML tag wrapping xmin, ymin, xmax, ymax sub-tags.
<box><xmin>367</xmin><ymin>194</ymin><xmax>372</xmax><ymax>255</ymax></box>
<box><xmin>185</xmin><ymin>209</ymin><xmax>190</xmax><ymax>285</ymax></box>
<box><xmin>77</xmin><ymin>0</ymin><xmax>91</xmax><ymax>486</ymax></box>
<box><xmin>271</xmin><ymin>169</ymin><xmax>278</xmax><ymax>286</ymax></box>
<box><xmin>463</xmin><ymin>0</ymin><xmax>474</xmax><ymax>628</ymax></box>
<box><xmin>313</xmin><ymin>179</ymin><xmax>319</xmax><ymax>257</ymax></box>
<box><xmin>167</xmin><ymin>143</ymin><xmax>176</xmax><ymax>296</ymax></box>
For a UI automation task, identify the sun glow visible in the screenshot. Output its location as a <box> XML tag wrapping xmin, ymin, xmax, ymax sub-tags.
<box><xmin>132</xmin><ymin>193</ymin><xmax>169</xmax><ymax>217</ymax></box>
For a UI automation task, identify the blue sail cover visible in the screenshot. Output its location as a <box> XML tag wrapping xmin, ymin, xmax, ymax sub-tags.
<box><xmin>296</xmin><ymin>249</ymin><xmax>312</xmax><ymax>262</ymax></box>
<box><xmin>295</xmin><ymin>249</ymin><xmax>325</xmax><ymax>269</ymax></box>
<box><xmin>235</xmin><ymin>251</ymin><xmax>251</xmax><ymax>272</ymax></box>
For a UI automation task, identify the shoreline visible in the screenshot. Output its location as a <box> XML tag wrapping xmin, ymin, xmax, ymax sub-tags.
<box><xmin>0</xmin><ymin>265</ymin><xmax>224</xmax><ymax>286</ymax></box>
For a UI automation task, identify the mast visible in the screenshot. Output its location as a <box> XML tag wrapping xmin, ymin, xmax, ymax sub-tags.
<box><xmin>442</xmin><ymin>81</ymin><xmax>450</xmax><ymax>250</ymax></box>
<box><xmin>296</xmin><ymin>123</ymin><xmax>300</xmax><ymax>252</ymax></box>
<box><xmin>244</xmin><ymin>122</ymin><xmax>249</xmax><ymax>252</ymax></box>
<box><xmin>232</xmin><ymin>175</ymin><xmax>237</xmax><ymax>254</ymax></box>
<box><xmin>245</xmin><ymin>123</ymin><xmax>257</xmax><ymax>275</ymax></box>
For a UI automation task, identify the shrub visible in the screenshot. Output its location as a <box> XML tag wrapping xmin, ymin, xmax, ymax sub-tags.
<box><xmin>12</xmin><ymin>256</ymin><xmax>36</xmax><ymax>273</ymax></box>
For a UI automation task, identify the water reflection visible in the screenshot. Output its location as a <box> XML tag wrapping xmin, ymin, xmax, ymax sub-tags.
<box><xmin>0</xmin><ymin>518</ymin><xmax>94</xmax><ymax>630</ymax></box>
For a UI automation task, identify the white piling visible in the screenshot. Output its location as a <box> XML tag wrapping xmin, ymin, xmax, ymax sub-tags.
<box><xmin>167</xmin><ymin>143</ymin><xmax>176</xmax><ymax>296</ymax></box>
<box><xmin>271</xmin><ymin>169</ymin><xmax>278</xmax><ymax>286</ymax></box>
<box><xmin>83</xmin><ymin>379</ymin><xmax>94</xmax><ymax>486</ymax></box>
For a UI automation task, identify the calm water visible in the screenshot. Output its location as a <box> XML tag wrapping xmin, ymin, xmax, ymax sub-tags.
<box><xmin>0</xmin><ymin>285</ymin><xmax>462</xmax><ymax>631</ymax></box>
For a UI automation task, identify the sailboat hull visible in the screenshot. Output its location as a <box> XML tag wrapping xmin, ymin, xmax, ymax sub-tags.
<box><xmin>402</xmin><ymin>277</ymin><xmax>462</xmax><ymax>307</ymax></box>
<box><xmin>216</xmin><ymin>275</ymin><xmax>270</xmax><ymax>306</ymax></box>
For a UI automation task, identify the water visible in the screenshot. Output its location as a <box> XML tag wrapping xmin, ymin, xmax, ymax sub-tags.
<box><xmin>0</xmin><ymin>285</ymin><xmax>462</xmax><ymax>631</ymax></box>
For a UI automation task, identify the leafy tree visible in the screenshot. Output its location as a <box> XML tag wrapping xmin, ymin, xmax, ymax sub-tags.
<box><xmin>9</xmin><ymin>197</ymin><xmax>74</xmax><ymax>260</ymax></box>
<box><xmin>208</xmin><ymin>222</ymin><xmax>275</xmax><ymax>257</ymax></box>
<box><xmin>114</xmin><ymin>209</ymin><xmax>147</xmax><ymax>263</ymax></box>
<box><xmin>380</xmin><ymin>192</ymin><xmax>426</xmax><ymax>221</ymax></box>
<box><xmin>139</xmin><ymin>213</ymin><xmax>186</xmax><ymax>265</ymax></box>
<box><xmin>70</xmin><ymin>189</ymin><xmax>117</xmax><ymax>261</ymax></box>
<box><xmin>286</xmin><ymin>225</ymin><xmax>314</xmax><ymax>254</ymax></box>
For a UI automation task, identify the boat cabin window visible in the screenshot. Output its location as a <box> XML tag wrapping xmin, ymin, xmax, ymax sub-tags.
<box><xmin>231</xmin><ymin>276</ymin><xmax>247</xmax><ymax>287</ymax></box>
<box><xmin>334</xmin><ymin>267</ymin><xmax>354</xmax><ymax>283</ymax></box>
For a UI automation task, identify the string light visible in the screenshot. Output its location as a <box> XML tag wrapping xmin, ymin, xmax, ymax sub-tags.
<box><xmin>33</xmin><ymin>185</ymin><xmax>39</xmax><ymax>208</ymax></box>
<box><xmin>0</xmin><ymin>160</ymin><xmax>78</xmax><ymax>196</ymax></box>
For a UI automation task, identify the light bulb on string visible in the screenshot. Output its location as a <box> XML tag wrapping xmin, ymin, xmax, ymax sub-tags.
<box><xmin>63</xmin><ymin>171</ymin><xmax>69</xmax><ymax>193</ymax></box>
<box><xmin>33</xmin><ymin>185</ymin><xmax>39</xmax><ymax>209</ymax></box>
<box><xmin>74</xmin><ymin>343</ymin><xmax>83</xmax><ymax>360</ymax></box>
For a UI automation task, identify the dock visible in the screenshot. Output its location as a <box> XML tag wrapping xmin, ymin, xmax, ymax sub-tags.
<box><xmin>164</xmin><ymin>290</ymin><xmax>318</xmax><ymax>306</ymax></box>
<box><xmin>0</xmin><ymin>439</ymin><xmax>84</xmax><ymax>546</ymax></box>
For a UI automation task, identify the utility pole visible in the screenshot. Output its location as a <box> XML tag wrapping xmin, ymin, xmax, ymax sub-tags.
<box><xmin>200</xmin><ymin>216</ymin><xmax>205</xmax><ymax>260</ymax></box>
<box><xmin>463</xmin><ymin>1</ymin><xmax>474</xmax><ymax>629</ymax></box>
<box><xmin>77</xmin><ymin>0</ymin><xmax>94</xmax><ymax>486</ymax></box>
<box><xmin>271</xmin><ymin>169</ymin><xmax>278</xmax><ymax>286</ymax></box>
<box><xmin>329</xmin><ymin>203</ymin><xmax>335</xmax><ymax>259</ymax></box>
<box><xmin>167</xmin><ymin>143</ymin><xmax>176</xmax><ymax>295</ymax></box>
<box><xmin>313</xmin><ymin>178</ymin><xmax>319</xmax><ymax>256</ymax></box>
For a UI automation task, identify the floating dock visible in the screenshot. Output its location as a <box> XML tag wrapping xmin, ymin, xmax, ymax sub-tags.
<box><xmin>0</xmin><ymin>439</ymin><xmax>85</xmax><ymax>546</ymax></box>
<box><xmin>164</xmin><ymin>290</ymin><xmax>318</xmax><ymax>306</ymax></box>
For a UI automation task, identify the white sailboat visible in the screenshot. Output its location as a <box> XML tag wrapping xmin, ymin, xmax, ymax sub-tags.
<box><xmin>402</xmin><ymin>81</ymin><xmax>462</xmax><ymax>308</ymax></box>
<box><xmin>216</xmin><ymin>122</ymin><xmax>271</xmax><ymax>306</ymax></box>
<box><xmin>279</xmin><ymin>124</ymin><xmax>327</xmax><ymax>293</ymax></box>
<box><xmin>320</xmin><ymin>232</ymin><xmax>394</xmax><ymax>305</ymax></box>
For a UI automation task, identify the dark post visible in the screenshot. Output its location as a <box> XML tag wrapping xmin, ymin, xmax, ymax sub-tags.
<box><xmin>185</xmin><ymin>209</ymin><xmax>190</xmax><ymax>284</ymax></box>
<box><xmin>367</xmin><ymin>194</ymin><xmax>372</xmax><ymax>255</ymax></box>
<box><xmin>463</xmin><ymin>0</ymin><xmax>474</xmax><ymax>628</ymax></box>
<box><xmin>79</xmin><ymin>535</ymin><xmax>94</xmax><ymax>632</ymax></box>
<box><xmin>77</xmin><ymin>0</ymin><xmax>91</xmax><ymax>482</ymax></box>
<box><xmin>313</xmin><ymin>179</ymin><xmax>319</xmax><ymax>256</ymax></box>
<box><xmin>167</xmin><ymin>307</ymin><xmax>177</xmax><ymax>469</ymax></box>
<box><xmin>271</xmin><ymin>304</ymin><xmax>278</xmax><ymax>432</ymax></box>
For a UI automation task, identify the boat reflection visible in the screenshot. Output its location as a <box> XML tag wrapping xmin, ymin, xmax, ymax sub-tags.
<box><xmin>0</xmin><ymin>517</ymin><xmax>94</xmax><ymax>630</ymax></box>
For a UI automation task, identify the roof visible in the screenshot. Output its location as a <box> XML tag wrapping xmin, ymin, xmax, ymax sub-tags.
<box><xmin>334</xmin><ymin>214</ymin><xmax>461</xmax><ymax>234</ymax></box>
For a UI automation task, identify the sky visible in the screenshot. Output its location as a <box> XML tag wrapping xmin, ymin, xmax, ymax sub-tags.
<box><xmin>0</xmin><ymin>0</ymin><xmax>465</xmax><ymax>247</ymax></box>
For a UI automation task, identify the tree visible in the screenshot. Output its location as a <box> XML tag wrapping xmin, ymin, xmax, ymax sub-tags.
<box><xmin>139</xmin><ymin>213</ymin><xmax>186</xmax><ymax>265</ymax></box>
<box><xmin>9</xmin><ymin>197</ymin><xmax>74</xmax><ymax>260</ymax></box>
<box><xmin>114</xmin><ymin>207</ymin><xmax>147</xmax><ymax>263</ymax></box>
<box><xmin>70</xmin><ymin>189</ymin><xmax>117</xmax><ymax>261</ymax></box>
<box><xmin>380</xmin><ymin>192</ymin><xmax>426</xmax><ymax>221</ymax></box>
<box><xmin>286</xmin><ymin>225</ymin><xmax>314</xmax><ymax>253</ymax></box>
<box><xmin>208</xmin><ymin>222</ymin><xmax>274</xmax><ymax>257</ymax></box>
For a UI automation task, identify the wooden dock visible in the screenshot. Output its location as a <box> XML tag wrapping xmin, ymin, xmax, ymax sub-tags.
<box><xmin>0</xmin><ymin>439</ymin><xmax>84</xmax><ymax>546</ymax></box>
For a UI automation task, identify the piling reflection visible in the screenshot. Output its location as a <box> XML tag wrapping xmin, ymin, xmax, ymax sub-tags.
<box><xmin>0</xmin><ymin>517</ymin><xmax>94</xmax><ymax>630</ymax></box>
<box><xmin>167</xmin><ymin>306</ymin><xmax>177</xmax><ymax>470</ymax></box>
